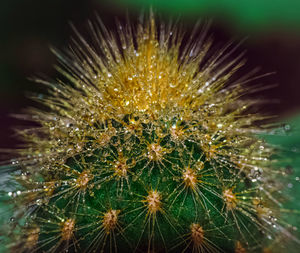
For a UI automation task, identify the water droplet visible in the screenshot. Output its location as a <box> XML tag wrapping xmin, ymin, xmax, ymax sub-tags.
<box><xmin>36</xmin><ymin>199</ymin><xmax>43</xmax><ymax>205</ymax></box>
<box><xmin>197</xmin><ymin>88</ymin><xmax>203</xmax><ymax>94</ymax></box>
<box><xmin>284</xmin><ymin>124</ymin><xmax>291</xmax><ymax>131</ymax></box>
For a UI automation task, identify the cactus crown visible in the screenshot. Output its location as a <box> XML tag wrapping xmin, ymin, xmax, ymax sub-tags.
<box><xmin>4</xmin><ymin>11</ymin><xmax>299</xmax><ymax>253</ymax></box>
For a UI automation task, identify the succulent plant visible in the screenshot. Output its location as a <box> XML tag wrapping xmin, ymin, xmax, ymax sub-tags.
<box><xmin>1</xmin><ymin>11</ymin><xmax>299</xmax><ymax>253</ymax></box>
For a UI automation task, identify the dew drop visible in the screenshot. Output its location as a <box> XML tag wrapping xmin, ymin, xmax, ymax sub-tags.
<box><xmin>36</xmin><ymin>199</ymin><xmax>43</xmax><ymax>205</ymax></box>
<box><xmin>284</xmin><ymin>124</ymin><xmax>291</xmax><ymax>131</ymax></box>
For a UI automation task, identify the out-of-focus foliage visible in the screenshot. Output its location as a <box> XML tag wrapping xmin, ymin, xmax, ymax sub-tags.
<box><xmin>115</xmin><ymin>0</ymin><xmax>300</xmax><ymax>31</ymax></box>
<box><xmin>261</xmin><ymin>115</ymin><xmax>300</xmax><ymax>236</ymax></box>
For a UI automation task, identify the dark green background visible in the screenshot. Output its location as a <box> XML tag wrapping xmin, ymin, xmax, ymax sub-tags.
<box><xmin>118</xmin><ymin>0</ymin><xmax>300</xmax><ymax>31</ymax></box>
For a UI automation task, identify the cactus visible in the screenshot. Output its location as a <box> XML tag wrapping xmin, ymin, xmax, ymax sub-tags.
<box><xmin>2</xmin><ymin>11</ymin><xmax>300</xmax><ymax>253</ymax></box>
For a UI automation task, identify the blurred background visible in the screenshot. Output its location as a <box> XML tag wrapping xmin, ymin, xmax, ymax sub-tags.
<box><xmin>1</xmin><ymin>0</ymin><xmax>300</xmax><ymax>152</ymax></box>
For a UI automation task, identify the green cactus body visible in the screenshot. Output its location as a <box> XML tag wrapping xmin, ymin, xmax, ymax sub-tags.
<box><xmin>3</xmin><ymin>11</ymin><xmax>299</xmax><ymax>253</ymax></box>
